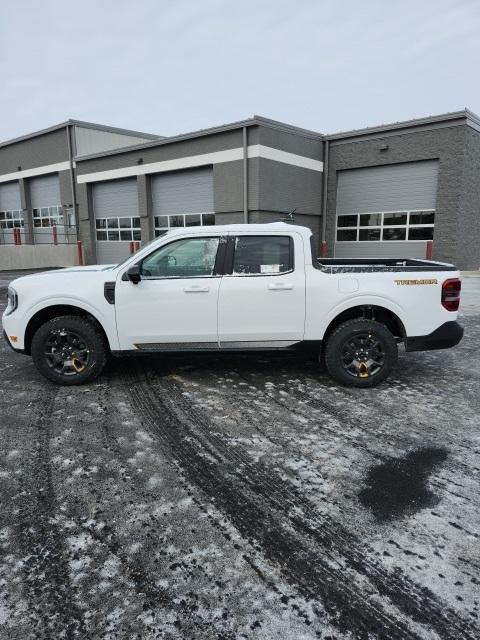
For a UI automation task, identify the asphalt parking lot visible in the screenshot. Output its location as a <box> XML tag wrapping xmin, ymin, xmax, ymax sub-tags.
<box><xmin>0</xmin><ymin>272</ymin><xmax>479</xmax><ymax>640</ymax></box>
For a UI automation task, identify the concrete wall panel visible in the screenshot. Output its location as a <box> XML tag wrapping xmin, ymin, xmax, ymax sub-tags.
<box><xmin>0</xmin><ymin>245</ymin><xmax>78</xmax><ymax>270</ymax></box>
<box><xmin>458</xmin><ymin>127</ymin><xmax>480</xmax><ymax>269</ymax></box>
<box><xmin>76</xmin><ymin>129</ymin><xmax>244</xmax><ymax>175</ymax></box>
<box><xmin>258</xmin><ymin>126</ymin><xmax>323</xmax><ymax>160</ymax></box>
<box><xmin>59</xmin><ymin>170</ymin><xmax>73</xmax><ymax>207</ymax></box>
<box><xmin>258</xmin><ymin>158</ymin><xmax>322</xmax><ymax>216</ymax></box>
<box><xmin>0</xmin><ymin>129</ymin><xmax>69</xmax><ymax>174</ymax></box>
<box><xmin>75</xmin><ymin>126</ymin><xmax>155</xmax><ymax>157</ymax></box>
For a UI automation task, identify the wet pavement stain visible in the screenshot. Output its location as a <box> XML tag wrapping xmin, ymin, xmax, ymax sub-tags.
<box><xmin>358</xmin><ymin>447</ymin><xmax>448</xmax><ymax>521</ymax></box>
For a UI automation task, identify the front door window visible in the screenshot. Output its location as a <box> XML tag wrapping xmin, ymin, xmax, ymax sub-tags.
<box><xmin>141</xmin><ymin>237</ymin><xmax>220</xmax><ymax>278</ymax></box>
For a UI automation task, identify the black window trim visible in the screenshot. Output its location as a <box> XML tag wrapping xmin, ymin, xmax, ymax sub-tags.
<box><xmin>224</xmin><ymin>234</ymin><xmax>295</xmax><ymax>277</ymax></box>
<box><xmin>122</xmin><ymin>234</ymin><xmax>227</xmax><ymax>281</ymax></box>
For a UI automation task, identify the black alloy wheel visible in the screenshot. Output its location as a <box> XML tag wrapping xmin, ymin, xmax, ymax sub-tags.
<box><xmin>44</xmin><ymin>328</ymin><xmax>91</xmax><ymax>376</ymax></box>
<box><xmin>324</xmin><ymin>318</ymin><xmax>398</xmax><ymax>388</ymax></box>
<box><xmin>340</xmin><ymin>331</ymin><xmax>386</xmax><ymax>379</ymax></box>
<box><xmin>31</xmin><ymin>315</ymin><xmax>108</xmax><ymax>385</ymax></box>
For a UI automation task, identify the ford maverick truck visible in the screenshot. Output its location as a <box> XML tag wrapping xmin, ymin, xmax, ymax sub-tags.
<box><xmin>2</xmin><ymin>223</ymin><xmax>463</xmax><ymax>387</ymax></box>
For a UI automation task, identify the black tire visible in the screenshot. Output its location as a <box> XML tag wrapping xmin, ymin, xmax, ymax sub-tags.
<box><xmin>31</xmin><ymin>315</ymin><xmax>108</xmax><ymax>385</ymax></box>
<box><xmin>324</xmin><ymin>318</ymin><xmax>398</xmax><ymax>388</ymax></box>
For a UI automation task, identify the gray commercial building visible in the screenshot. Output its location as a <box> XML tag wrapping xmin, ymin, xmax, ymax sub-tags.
<box><xmin>1</xmin><ymin>110</ymin><xmax>479</xmax><ymax>269</ymax></box>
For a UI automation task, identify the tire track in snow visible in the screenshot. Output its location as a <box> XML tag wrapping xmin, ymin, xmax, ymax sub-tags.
<box><xmin>232</xmin><ymin>365</ymin><xmax>479</xmax><ymax>476</ymax></box>
<box><xmin>12</xmin><ymin>385</ymin><xmax>87</xmax><ymax>639</ymax></box>
<box><xmin>200</xmin><ymin>366</ymin><xmax>476</xmax><ymax>510</ymax></box>
<box><xmin>75</xmin><ymin>372</ymin><xmax>238</xmax><ymax>640</ymax></box>
<box><xmin>124</xmin><ymin>360</ymin><xmax>479</xmax><ymax>640</ymax></box>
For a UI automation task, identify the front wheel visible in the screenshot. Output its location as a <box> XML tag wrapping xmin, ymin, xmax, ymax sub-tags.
<box><xmin>31</xmin><ymin>315</ymin><xmax>108</xmax><ymax>385</ymax></box>
<box><xmin>324</xmin><ymin>318</ymin><xmax>398</xmax><ymax>388</ymax></box>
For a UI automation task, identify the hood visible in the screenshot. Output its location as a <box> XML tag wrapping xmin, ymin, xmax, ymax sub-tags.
<box><xmin>9</xmin><ymin>264</ymin><xmax>117</xmax><ymax>290</ymax></box>
<box><xmin>57</xmin><ymin>264</ymin><xmax>117</xmax><ymax>273</ymax></box>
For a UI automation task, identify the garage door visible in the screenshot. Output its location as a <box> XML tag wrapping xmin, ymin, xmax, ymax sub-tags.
<box><xmin>334</xmin><ymin>161</ymin><xmax>439</xmax><ymax>259</ymax></box>
<box><xmin>93</xmin><ymin>178</ymin><xmax>139</xmax><ymax>264</ymax></box>
<box><xmin>29</xmin><ymin>174</ymin><xmax>64</xmax><ymax>244</ymax></box>
<box><xmin>0</xmin><ymin>182</ymin><xmax>23</xmax><ymax>244</ymax></box>
<box><xmin>151</xmin><ymin>167</ymin><xmax>214</xmax><ymax>235</ymax></box>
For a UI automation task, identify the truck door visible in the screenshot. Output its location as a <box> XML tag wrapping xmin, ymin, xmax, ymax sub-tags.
<box><xmin>115</xmin><ymin>234</ymin><xmax>223</xmax><ymax>349</ymax></box>
<box><xmin>217</xmin><ymin>232</ymin><xmax>306</xmax><ymax>346</ymax></box>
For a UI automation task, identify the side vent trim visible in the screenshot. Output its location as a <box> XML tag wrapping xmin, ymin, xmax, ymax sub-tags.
<box><xmin>104</xmin><ymin>282</ymin><xmax>116</xmax><ymax>304</ymax></box>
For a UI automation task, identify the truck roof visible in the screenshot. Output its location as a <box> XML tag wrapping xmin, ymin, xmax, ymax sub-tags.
<box><xmin>165</xmin><ymin>222</ymin><xmax>311</xmax><ymax>236</ymax></box>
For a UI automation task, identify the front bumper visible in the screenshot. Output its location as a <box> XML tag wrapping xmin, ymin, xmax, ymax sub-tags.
<box><xmin>405</xmin><ymin>321</ymin><xmax>464</xmax><ymax>352</ymax></box>
<box><xmin>2</xmin><ymin>330</ymin><xmax>26</xmax><ymax>354</ymax></box>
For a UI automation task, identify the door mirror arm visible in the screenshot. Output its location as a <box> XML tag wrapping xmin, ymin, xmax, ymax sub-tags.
<box><xmin>126</xmin><ymin>265</ymin><xmax>142</xmax><ymax>284</ymax></box>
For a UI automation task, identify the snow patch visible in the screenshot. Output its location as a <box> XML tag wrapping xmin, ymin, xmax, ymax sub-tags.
<box><xmin>67</xmin><ymin>532</ymin><xmax>93</xmax><ymax>551</ymax></box>
<box><xmin>146</xmin><ymin>474</ymin><xmax>163</xmax><ymax>489</ymax></box>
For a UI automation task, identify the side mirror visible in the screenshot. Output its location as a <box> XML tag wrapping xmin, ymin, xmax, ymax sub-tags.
<box><xmin>126</xmin><ymin>264</ymin><xmax>141</xmax><ymax>284</ymax></box>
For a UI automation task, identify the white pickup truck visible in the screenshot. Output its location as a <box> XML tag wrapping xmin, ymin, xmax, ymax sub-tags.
<box><xmin>2</xmin><ymin>223</ymin><xmax>463</xmax><ymax>387</ymax></box>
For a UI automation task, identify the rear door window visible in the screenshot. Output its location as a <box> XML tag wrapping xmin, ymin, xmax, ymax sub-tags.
<box><xmin>232</xmin><ymin>236</ymin><xmax>293</xmax><ymax>275</ymax></box>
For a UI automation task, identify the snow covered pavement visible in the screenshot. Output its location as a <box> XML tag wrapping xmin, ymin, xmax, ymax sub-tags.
<box><xmin>0</xmin><ymin>275</ymin><xmax>479</xmax><ymax>639</ymax></box>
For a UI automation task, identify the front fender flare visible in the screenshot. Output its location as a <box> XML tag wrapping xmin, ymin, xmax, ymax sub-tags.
<box><xmin>23</xmin><ymin>296</ymin><xmax>119</xmax><ymax>351</ymax></box>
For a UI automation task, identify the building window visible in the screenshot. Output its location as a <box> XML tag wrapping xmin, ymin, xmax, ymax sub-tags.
<box><xmin>359</xmin><ymin>228</ymin><xmax>381</xmax><ymax>241</ymax></box>
<box><xmin>33</xmin><ymin>206</ymin><xmax>63</xmax><ymax>228</ymax></box>
<box><xmin>0</xmin><ymin>210</ymin><xmax>24</xmax><ymax>229</ymax></box>
<box><xmin>154</xmin><ymin>213</ymin><xmax>215</xmax><ymax>237</ymax></box>
<box><xmin>96</xmin><ymin>217</ymin><xmax>141</xmax><ymax>241</ymax></box>
<box><xmin>336</xmin><ymin>210</ymin><xmax>435</xmax><ymax>242</ymax></box>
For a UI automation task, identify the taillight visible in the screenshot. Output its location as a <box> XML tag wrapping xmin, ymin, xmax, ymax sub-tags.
<box><xmin>442</xmin><ymin>278</ymin><xmax>461</xmax><ymax>311</ymax></box>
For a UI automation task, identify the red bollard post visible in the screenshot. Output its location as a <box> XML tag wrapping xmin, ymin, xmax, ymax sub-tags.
<box><xmin>320</xmin><ymin>241</ymin><xmax>328</xmax><ymax>258</ymax></box>
<box><xmin>17</xmin><ymin>228</ymin><xmax>22</xmax><ymax>245</ymax></box>
<box><xmin>77</xmin><ymin>240</ymin><xmax>84</xmax><ymax>266</ymax></box>
<box><xmin>134</xmin><ymin>241</ymin><xmax>141</xmax><ymax>252</ymax></box>
<box><xmin>129</xmin><ymin>241</ymin><xmax>134</xmax><ymax>254</ymax></box>
<box><xmin>13</xmin><ymin>228</ymin><xmax>19</xmax><ymax>245</ymax></box>
<box><xmin>52</xmin><ymin>224</ymin><xmax>58</xmax><ymax>246</ymax></box>
<box><xmin>425</xmin><ymin>240</ymin><xmax>433</xmax><ymax>260</ymax></box>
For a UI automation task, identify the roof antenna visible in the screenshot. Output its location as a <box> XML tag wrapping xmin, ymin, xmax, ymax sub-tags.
<box><xmin>282</xmin><ymin>208</ymin><xmax>296</xmax><ymax>223</ymax></box>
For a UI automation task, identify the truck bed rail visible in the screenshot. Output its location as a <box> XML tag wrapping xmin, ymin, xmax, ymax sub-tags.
<box><xmin>315</xmin><ymin>258</ymin><xmax>458</xmax><ymax>274</ymax></box>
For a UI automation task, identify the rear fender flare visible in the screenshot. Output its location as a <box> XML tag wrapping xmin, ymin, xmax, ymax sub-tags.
<box><xmin>319</xmin><ymin>295</ymin><xmax>409</xmax><ymax>339</ymax></box>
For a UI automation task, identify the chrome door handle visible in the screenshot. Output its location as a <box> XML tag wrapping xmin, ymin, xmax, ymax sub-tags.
<box><xmin>268</xmin><ymin>282</ymin><xmax>293</xmax><ymax>290</ymax></box>
<box><xmin>184</xmin><ymin>285</ymin><xmax>210</xmax><ymax>293</ymax></box>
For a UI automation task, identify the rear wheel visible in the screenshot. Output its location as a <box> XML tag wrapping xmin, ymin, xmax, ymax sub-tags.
<box><xmin>31</xmin><ymin>315</ymin><xmax>108</xmax><ymax>385</ymax></box>
<box><xmin>324</xmin><ymin>318</ymin><xmax>398</xmax><ymax>388</ymax></box>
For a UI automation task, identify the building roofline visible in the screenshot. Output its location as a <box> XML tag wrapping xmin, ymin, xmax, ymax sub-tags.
<box><xmin>74</xmin><ymin>115</ymin><xmax>324</xmax><ymax>162</ymax></box>
<box><xmin>251</xmin><ymin>115</ymin><xmax>323</xmax><ymax>139</ymax></box>
<box><xmin>464</xmin><ymin>108</ymin><xmax>480</xmax><ymax>133</ymax></box>
<box><xmin>68</xmin><ymin>119</ymin><xmax>162</xmax><ymax>140</ymax></box>
<box><xmin>3</xmin><ymin>108</ymin><xmax>477</xmax><ymax>159</ymax></box>
<box><xmin>0</xmin><ymin>119</ymin><xmax>161</xmax><ymax>150</ymax></box>
<box><xmin>0</xmin><ymin>122</ymin><xmax>71</xmax><ymax>149</ymax></box>
<box><xmin>325</xmin><ymin>109</ymin><xmax>480</xmax><ymax>141</ymax></box>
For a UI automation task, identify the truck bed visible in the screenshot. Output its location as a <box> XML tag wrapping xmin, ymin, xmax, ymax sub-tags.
<box><xmin>316</xmin><ymin>258</ymin><xmax>458</xmax><ymax>273</ymax></box>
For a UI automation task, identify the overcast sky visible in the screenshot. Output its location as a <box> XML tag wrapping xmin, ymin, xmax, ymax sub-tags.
<box><xmin>1</xmin><ymin>0</ymin><xmax>480</xmax><ymax>141</ymax></box>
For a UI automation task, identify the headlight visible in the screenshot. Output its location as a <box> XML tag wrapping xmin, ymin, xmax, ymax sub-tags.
<box><xmin>5</xmin><ymin>286</ymin><xmax>18</xmax><ymax>316</ymax></box>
